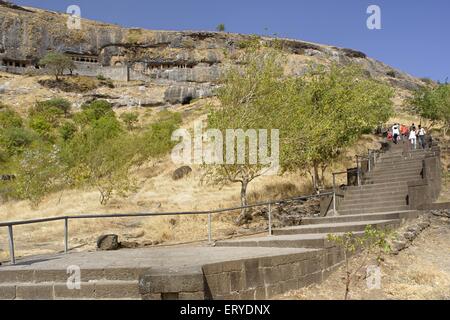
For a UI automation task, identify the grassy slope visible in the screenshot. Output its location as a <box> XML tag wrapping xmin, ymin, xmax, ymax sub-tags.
<box><xmin>0</xmin><ymin>72</ymin><xmax>447</xmax><ymax>262</ymax></box>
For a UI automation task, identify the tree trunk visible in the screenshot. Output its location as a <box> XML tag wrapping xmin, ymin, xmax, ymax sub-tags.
<box><xmin>236</xmin><ymin>179</ymin><xmax>251</xmax><ymax>225</ymax></box>
<box><xmin>313</xmin><ymin>162</ymin><xmax>321</xmax><ymax>193</ymax></box>
<box><xmin>344</xmin><ymin>250</ymin><xmax>351</xmax><ymax>300</ymax></box>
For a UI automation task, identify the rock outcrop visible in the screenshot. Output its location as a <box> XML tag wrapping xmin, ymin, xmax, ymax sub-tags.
<box><xmin>0</xmin><ymin>2</ymin><xmax>426</xmax><ymax>107</ymax></box>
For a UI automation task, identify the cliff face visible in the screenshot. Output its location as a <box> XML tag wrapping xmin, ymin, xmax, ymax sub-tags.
<box><xmin>0</xmin><ymin>2</ymin><xmax>424</xmax><ymax>105</ymax></box>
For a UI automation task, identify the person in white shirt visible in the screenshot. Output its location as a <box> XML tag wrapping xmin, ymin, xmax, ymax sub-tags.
<box><xmin>392</xmin><ymin>124</ymin><xmax>400</xmax><ymax>144</ymax></box>
<box><xmin>418</xmin><ymin>125</ymin><xmax>426</xmax><ymax>149</ymax></box>
<box><xmin>409</xmin><ymin>127</ymin><xmax>417</xmax><ymax>150</ymax></box>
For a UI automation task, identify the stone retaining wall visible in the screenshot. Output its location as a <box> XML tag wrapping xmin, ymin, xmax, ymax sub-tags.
<box><xmin>408</xmin><ymin>148</ymin><xmax>442</xmax><ymax>210</ymax></box>
<box><xmin>139</xmin><ymin>246</ymin><xmax>344</xmax><ymax>300</ymax></box>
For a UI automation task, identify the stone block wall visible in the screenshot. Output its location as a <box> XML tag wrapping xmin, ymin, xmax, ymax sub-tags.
<box><xmin>139</xmin><ymin>246</ymin><xmax>344</xmax><ymax>300</ymax></box>
<box><xmin>408</xmin><ymin>148</ymin><xmax>442</xmax><ymax>210</ymax></box>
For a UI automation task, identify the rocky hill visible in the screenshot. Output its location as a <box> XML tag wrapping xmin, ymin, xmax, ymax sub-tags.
<box><xmin>0</xmin><ymin>1</ymin><xmax>425</xmax><ymax>107</ymax></box>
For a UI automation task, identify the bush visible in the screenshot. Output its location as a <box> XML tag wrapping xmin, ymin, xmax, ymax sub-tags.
<box><xmin>29</xmin><ymin>116</ymin><xmax>53</xmax><ymax>141</ymax></box>
<box><xmin>120</xmin><ymin>112</ymin><xmax>139</xmax><ymax>131</ymax></box>
<box><xmin>216</xmin><ymin>23</ymin><xmax>226</xmax><ymax>32</ymax></box>
<box><xmin>0</xmin><ymin>127</ymin><xmax>35</xmax><ymax>155</ymax></box>
<box><xmin>0</xmin><ymin>105</ymin><xmax>23</xmax><ymax>129</ymax></box>
<box><xmin>75</xmin><ymin>100</ymin><xmax>115</xmax><ymax>126</ymax></box>
<box><xmin>59</xmin><ymin>122</ymin><xmax>77</xmax><ymax>141</ymax></box>
<box><xmin>32</xmin><ymin>98</ymin><xmax>72</xmax><ymax>118</ymax></box>
<box><xmin>386</xmin><ymin>70</ymin><xmax>396</xmax><ymax>78</ymax></box>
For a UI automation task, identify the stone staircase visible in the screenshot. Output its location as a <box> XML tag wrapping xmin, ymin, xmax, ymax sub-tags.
<box><xmin>0</xmin><ymin>141</ymin><xmax>441</xmax><ymax>300</ymax></box>
<box><xmin>337</xmin><ymin>143</ymin><xmax>431</xmax><ymax>215</ymax></box>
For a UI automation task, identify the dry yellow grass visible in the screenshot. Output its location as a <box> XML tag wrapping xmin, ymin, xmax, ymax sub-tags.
<box><xmin>1</xmin><ymin>72</ymin><xmax>445</xmax><ymax>265</ymax></box>
<box><xmin>280</xmin><ymin>216</ymin><xmax>450</xmax><ymax>300</ymax></box>
<box><xmin>0</xmin><ymin>133</ymin><xmax>383</xmax><ymax>262</ymax></box>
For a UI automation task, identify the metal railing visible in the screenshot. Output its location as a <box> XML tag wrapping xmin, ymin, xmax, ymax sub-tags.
<box><xmin>0</xmin><ymin>192</ymin><xmax>335</xmax><ymax>265</ymax></box>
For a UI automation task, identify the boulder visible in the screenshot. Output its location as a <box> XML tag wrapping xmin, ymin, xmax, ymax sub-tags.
<box><xmin>391</xmin><ymin>240</ymin><xmax>408</xmax><ymax>255</ymax></box>
<box><xmin>403</xmin><ymin>231</ymin><xmax>416</xmax><ymax>242</ymax></box>
<box><xmin>172</xmin><ymin>166</ymin><xmax>192</xmax><ymax>180</ymax></box>
<box><xmin>97</xmin><ymin>234</ymin><xmax>120</xmax><ymax>251</ymax></box>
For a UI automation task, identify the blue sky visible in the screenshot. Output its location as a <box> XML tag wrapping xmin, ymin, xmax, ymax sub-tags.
<box><xmin>12</xmin><ymin>0</ymin><xmax>450</xmax><ymax>81</ymax></box>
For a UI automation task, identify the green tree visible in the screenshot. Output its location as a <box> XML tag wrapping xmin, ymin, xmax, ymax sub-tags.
<box><xmin>11</xmin><ymin>145</ymin><xmax>67</xmax><ymax>205</ymax></box>
<box><xmin>216</xmin><ymin>23</ymin><xmax>226</xmax><ymax>32</ymax></box>
<box><xmin>327</xmin><ymin>225</ymin><xmax>392</xmax><ymax>300</ymax></box>
<box><xmin>39</xmin><ymin>52</ymin><xmax>76</xmax><ymax>81</ymax></box>
<box><xmin>75</xmin><ymin>100</ymin><xmax>115</xmax><ymax>126</ymax></box>
<box><xmin>28</xmin><ymin>98</ymin><xmax>72</xmax><ymax>141</ymax></box>
<box><xmin>205</xmin><ymin>49</ymin><xmax>285</xmax><ymax>225</ymax></box>
<box><xmin>61</xmin><ymin>116</ymin><xmax>130</xmax><ymax>205</ymax></box>
<box><xmin>408</xmin><ymin>84</ymin><xmax>450</xmax><ymax>135</ymax></box>
<box><xmin>34</xmin><ymin>98</ymin><xmax>72</xmax><ymax>118</ymax></box>
<box><xmin>278</xmin><ymin>64</ymin><xmax>393</xmax><ymax>190</ymax></box>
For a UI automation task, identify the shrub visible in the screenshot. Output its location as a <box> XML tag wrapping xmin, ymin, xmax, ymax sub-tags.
<box><xmin>33</xmin><ymin>98</ymin><xmax>72</xmax><ymax>118</ymax></box>
<box><xmin>29</xmin><ymin>116</ymin><xmax>54</xmax><ymax>141</ymax></box>
<box><xmin>120</xmin><ymin>112</ymin><xmax>139</xmax><ymax>131</ymax></box>
<box><xmin>138</xmin><ymin>111</ymin><xmax>182</xmax><ymax>160</ymax></box>
<box><xmin>0</xmin><ymin>127</ymin><xmax>35</xmax><ymax>155</ymax></box>
<box><xmin>59</xmin><ymin>122</ymin><xmax>77</xmax><ymax>141</ymax></box>
<box><xmin>327</xmin><ymin>225</ymin><xmax>392</xmax><ymax>300</ymax></box>
<box><xmin>75</xmin><ymin>100</ymin><xmax>115</xmax><ymax>125</ymax></box>
<box><xmin>216</xmin><ymin>23</ymin><xmax>226</xmax><ymax>32</ymax></box>
<box><xmin>0</xmin><ymin>105</ymin><xmax>23</xmax><ymax>129</ymax></box>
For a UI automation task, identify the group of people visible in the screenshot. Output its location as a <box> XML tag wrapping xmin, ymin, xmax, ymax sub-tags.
<box><xmin>388</xmin><ymin>123</ymin><xmax>427</xmax><ymax>149</ymax></box>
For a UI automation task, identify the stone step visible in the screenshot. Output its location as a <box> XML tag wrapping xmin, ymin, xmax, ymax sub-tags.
<box><xmin>366</xmin><ymin>168</ymin><xmax>423</xmax><ymax>175</ymax></box>
<box><xmin>364</xmin><ymin>174</ymin><xmax>422</xmax><ymax>182</ymax></box>
<box><xmin>345</xmin><ymin>182</ymin><xmax>407</xmax><ymax>192</ymax></box>
<box><xmin>272</xmin><ymin>219</ymin><xmax>400</xmax><ymax>236</ymax></box>
<box><xmin>364</xmin><ymin>176</ymin><xmax>421</xmax><ymax>184</ymax></box>
<box><xmin>343</xmin><ymin>189</ymin><xmax>408</xmax><ymax>199</ymax></box>
<box><xmin>338</xmin><ymin>199</ymin><xmax>407</xmax><ymax>211</ymax></box>
<box><xmin>301</xmin><ymin>210</ymin><xmax>419</xmax><ymax>225</ymax></box>
<box><xmin>365</xmin><ymin>170</ymin><xmax>422</xmax><ymax>178</ymax></box>
<box><xmin>373</xmin><ymin>164</ymin><xmax>423</xmax><ymax>171</ymax></box>
<box><xmin>341</xmin><ymin>192</ymin><xmax>407</xmax><ymax>203</ymax></box>
<box><xmin>0</xmin><ymin>267</ymin><xmax>148</xmax><ymax>283</ymax></box>
<box><xmin>378</xmin><ymin>155</ymin><xmax>425</xmax><ymax>160</ymax></box>
<box><xmin>338</xmin><ymin>205</ymin><xmax>410</xmax><ymax>215</ymax></box>
<box><xmin>216</xmin><ymin>232</ymin><xmax>365</xmax><ymax>249</ymax></box>
<box><xmin>0</xmin><ymin>280</ymin><xmax>141</xmax><ymax>300</ymax></box>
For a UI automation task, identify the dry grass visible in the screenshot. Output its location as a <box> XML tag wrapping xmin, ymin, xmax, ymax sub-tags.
<box><xmin>1</xmin><ymin>73</ymin><xmax>445</xmax><ymax>265</ymax></box>
<box><xmin>0</xmin><ymin>132</ymin><xmax>385</xmax><ymax>262</ymax></box>
<box><xmin>280</xmin><ymin>217</ymin><xmax>450</xmax><ymax>300</ymax></box>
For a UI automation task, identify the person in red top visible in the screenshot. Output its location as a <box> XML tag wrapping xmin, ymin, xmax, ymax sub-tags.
<box><xmin>387</xmin><ymin>130</ymin><xmax>393</xmax><ymax>141</ymax></box>
<box><xmin>400</xmin><ymin>124</ymin><xmax>409</xmax><ymax>139</ymax></box>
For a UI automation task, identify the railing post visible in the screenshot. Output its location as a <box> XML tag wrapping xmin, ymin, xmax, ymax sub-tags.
<box><xmin>368</xmin><ymin>150</ymin><xmax>372</xmax><ymax>172</ymax></box>
<box><xmin>268</xmin><ymin>204</ymin><xmax>272</xmax><ymax>236</ymax></box>
<box><xmin>356</xmin><ymin>156</ymin><xmax>361</xmax><ymax>187</ymax></box>
<box><xmin>332</xmin><ymin>174</ymin><xmax>337</xmax><ymax>215</ymax></box>
<box><xmin>208</xmin><ymin>213</ymin><xmax>212</xmax><ymax>244</ymax></box>
<box><xmin>7</xmin><ymin>225</ymin><xmax>15</xmax><ymax>265</ymax></box>
<box><xmin>64</xmin><ymin>218</ymin><xmax>69</xmax><ymax>254</ymax></box>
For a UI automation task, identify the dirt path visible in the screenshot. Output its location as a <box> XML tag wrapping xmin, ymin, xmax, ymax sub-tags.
<box><xmin>280</xmin><ymin>215</ymin><xmax>450</xmax><ymax>300</ymax></box>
